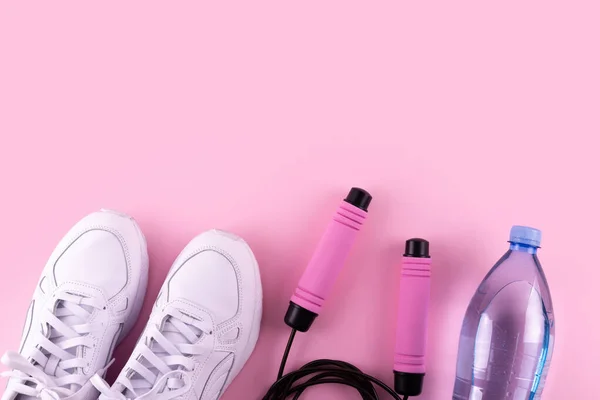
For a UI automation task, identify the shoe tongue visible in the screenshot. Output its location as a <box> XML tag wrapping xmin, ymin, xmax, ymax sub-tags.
<box><xmin>53</xmin><ymin>299</ymin><xmax>92</xmax><ymax>363</ymax></box>
<box><xmin>15</xmin><ymin>297</ymin><xmax>92</xmax><ymax>400</ymax></box>
<box><xmin>15</xmin><ymin>395</ymin><xmax>38</xmax><ymax>400</ymax></box>
<box><xmin>50</xmin><ymin>298</ymin><xmax>92</xmax><ymax>393</ymax></box>
<box><xmin>125</xmin><ymin>316</ymin><xmax>203</xmax><ymax>398</ymax></box>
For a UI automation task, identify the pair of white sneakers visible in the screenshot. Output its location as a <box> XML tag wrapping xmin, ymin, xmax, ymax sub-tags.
<box><xmin>1</xmin><ymin>210</ymin><xmax>263</xmax><ymax>400</ymax></box>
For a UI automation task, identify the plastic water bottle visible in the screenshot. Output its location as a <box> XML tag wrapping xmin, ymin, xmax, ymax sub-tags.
<box><xmin>452</xmin><ymin>226</ymin><xmax>555</xmax><ymax>400</ymax></box>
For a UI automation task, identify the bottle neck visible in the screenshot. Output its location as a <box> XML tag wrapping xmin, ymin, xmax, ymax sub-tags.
<box><xmin>509</xmin><ymin>242</ymin><xmax>538</xmax><ymax>254</ymax></box>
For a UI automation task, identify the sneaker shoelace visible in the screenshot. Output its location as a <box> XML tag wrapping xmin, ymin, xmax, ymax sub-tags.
<box><xmin>92</xmin><ymin>309</ymin><xmax>211</xmax><ymax>400</ymax></box>
<box><xmin>1</xmin><ymin>292</ymin><xmax>114</xmax><ymax>400</ymax></box>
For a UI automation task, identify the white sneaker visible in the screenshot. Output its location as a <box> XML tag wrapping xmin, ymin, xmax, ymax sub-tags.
<box><xmin>1</xmin><ymin>210</ymin><xmax>149</xmax><ymax>400</ymax></box>
<box><xmin>93</xmin><ymin>229</ymin><xmax>262</xmax><ymax>400</ymax></box>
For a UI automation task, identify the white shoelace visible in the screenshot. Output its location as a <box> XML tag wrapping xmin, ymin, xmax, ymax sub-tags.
<box><xmin>1</xmin><ymin>292</ymin><xmax>114</xmax><ymax>400</ymax></box>
<box><xmin>91</xmin><ymin>309</ymin><xmax>211</xmax><ymax>400</ymax></box>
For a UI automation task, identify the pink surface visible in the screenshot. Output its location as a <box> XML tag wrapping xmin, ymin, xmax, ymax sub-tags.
<box><xmin>291</xmin><ymin>201</ymin><xmax>366</xmax><ymax>314</ymax></box>
<box><xmin>0</xmin><ymin>2</ymin><xmax>598</xmax><ymax>399</ymax></box>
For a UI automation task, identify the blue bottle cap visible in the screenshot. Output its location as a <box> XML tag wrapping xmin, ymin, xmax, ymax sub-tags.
<box><xmin>509</xmin><ymin>225</ymin><xmax>542</xmax><ymax>248</ymax></box>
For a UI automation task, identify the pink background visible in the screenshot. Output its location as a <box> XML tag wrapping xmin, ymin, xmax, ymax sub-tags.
<box><xmin>1</xmin><ymin>2</ymin><xmax>598</xmax><ymax>399</ymax></box>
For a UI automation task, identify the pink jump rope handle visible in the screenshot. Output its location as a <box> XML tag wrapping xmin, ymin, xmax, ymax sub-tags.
<box><xmin>393</xmin><ymin>239</ymin><xmax>431</xmax><ymax>397</ymax></box>
<box><xmin>285</xmin><ymin>188</ymin><xmax>371</xmax><ymax>332</ymax></box>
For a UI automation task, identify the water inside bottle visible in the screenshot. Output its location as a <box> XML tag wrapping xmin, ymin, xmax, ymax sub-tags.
<box><xmin>453</xmin><ymin>248</ymin><xmax>554</xmax><ymax>400</ymax></box>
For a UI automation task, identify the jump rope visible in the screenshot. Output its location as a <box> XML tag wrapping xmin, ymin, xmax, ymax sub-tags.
<box><xmin>262</xmin><ymin>188</ymin><xmax>431</xmax><ymax>400</ymax></box>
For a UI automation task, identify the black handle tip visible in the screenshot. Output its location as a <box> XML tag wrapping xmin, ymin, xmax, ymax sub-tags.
<box><xmin>404</xmin><ymin>238</ymin><xmax>430</xmax><ymax>258</ymax></box>
<box><xmin>394</xmin><ymin>371</ymin><xmax>425</xmax><ymax>397</ymax></box>
<box><xmin>344</xmin><ymin>187</ymin><xmax>372</xmax><ymax>211</ymax></box>
<box><xmin>285</xmin><ymin>302</ymin><xmax>318</xmax><ymax>332</ymax></box>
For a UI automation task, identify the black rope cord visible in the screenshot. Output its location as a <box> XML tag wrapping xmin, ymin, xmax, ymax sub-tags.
<box><xmin>262</xmin><ymin>329</ymin><xmax>409</xmax><ymax>400</ymax></box>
